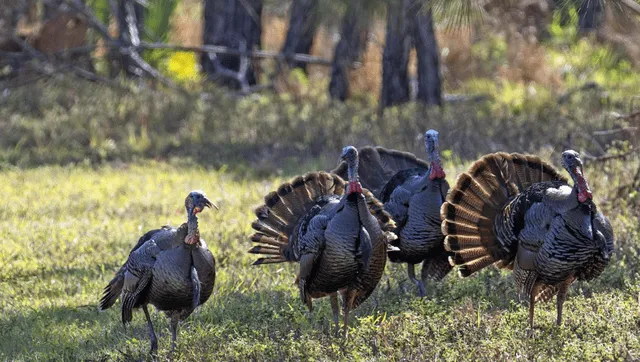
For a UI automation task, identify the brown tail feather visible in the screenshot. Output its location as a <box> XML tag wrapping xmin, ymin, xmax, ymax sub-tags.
<box><xmin>444</xmin><ymin>235</ymin><xmax>483</xmax><ymax>249</ymax></box>
<box><xmin>248</xmin><ymin>245</ymin><xmax>281</xmax><ymax>255</ymax></box>
<box><xmin>253</xmin><ymin>256</ymin><xmax>288</xmax><ymax>265</ymax></box>
<box><xmin>442</xmin><ymin>152</ymin><xmax>567</xmax><ymax>277</ymax></box>
<box><xmin>330</xmin><ymin>146</ymin><xmax>429</xmax><ymax>197</ymax></box>
<box><xmin>534</xmin><ymin>283</ymin><xmax>559</xmax><ymax>303</ymax></box>
<box><xmin>455</xmin><ymin>255</ymin><xmax>495</xmax><ymax>277</ymax></box>
<box><xmin>250</xmin><ymin>234</ymin><xmax>287</xmax><ymax>247</ymax></box>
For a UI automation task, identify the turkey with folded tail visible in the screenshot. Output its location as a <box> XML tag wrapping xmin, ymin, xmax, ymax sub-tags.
<box><xmin>332</xmin><ymin>130</ymin><xmax>452</xmax><ymax>297</ymax></box>
<box><xmin>249</xmin><ymin>146</ymin><xmax>396</xmax><ymax>336</ymax></box>
<box><xmin>99</xmin><ymin>191</ymin><xmax>218</xmax><ymax>352</ymax></box>
<box><xmin>441</xmin><ymin>150</ymin><xmax>613</xmax><ymax>328</ymax></box>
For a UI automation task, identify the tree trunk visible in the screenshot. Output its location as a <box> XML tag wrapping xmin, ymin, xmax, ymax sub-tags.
<box><xmin>44</xmin><ymin>0</ymin><xmax>64</xmax><ymax>20</ymax></box>
<box><xmin>578</xmin><ymin>0</ymin><xmax>603</xmax><ymax>32</ymax></box>
<box><xmin>328</xmin><ymin>1</ymin><xmax>368</xmax><ymax>101</ymax></box>
<box><xmin>117</xmin><ymin>0</ymin><xmax>145</xmax><ymax>77</ymax></box>
<box><xmin>410</xmin><ymin>2</ymin><xmax>442</xmax><ymax>106</ymax></box>
<box><xmin>281</xmin><ymin>0</ymin><xmax>318</xmax><ymax>72</ymax></box>
<box><xmin>201</xmin><ymin>0</ymin><xmax>263</xmax><ymax>89</ymax></box>
<box><xmin>379</xmin><ymin>0</ymin><xmax>411</xmax><ymax>109</ymax></box>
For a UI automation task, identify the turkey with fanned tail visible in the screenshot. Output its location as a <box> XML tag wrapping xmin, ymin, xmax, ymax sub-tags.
<box><xmin>99</xmin><ymin>191</ymin><xmax>218</xmax><ymax>353</ymax></box>
<box><xmin>249</xmin><ymin>146</ymin><xmax>396</xmax><ymax>336</ymax></box>
<box><xmin>332</xmin><ymin>130</ymin><xmax>452</xmax><ymax>297</ymax></box>
<box><xmin>441</xmin><ymin>150</ymin><xmax>613</xmax><ymax>328</ymax></box>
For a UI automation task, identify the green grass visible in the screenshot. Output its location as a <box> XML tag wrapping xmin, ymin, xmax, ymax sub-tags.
<box><xmin>1</xmin><ymin>160</ymin><xmax>638</xmax><ymax>361</ymax></box>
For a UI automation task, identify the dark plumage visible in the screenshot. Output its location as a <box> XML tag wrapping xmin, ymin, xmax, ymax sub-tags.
<box><xmin>441</xmin><ymin>150</ymin><xmax>614</xmax><ymax>328</ymax></box>
<box><xmin>99</xmin><ymin>191</ymin><xmax>218</xmax><ymax>353</ymax></box>
<box><xmin>249</xmin><ymin>147</ymin><xmax>396</xmax><ymax>336</ymax></box>
<box><xmin>331</xmin><ymin>130</ymin><xmax>452</xmax><ymax>297</ymax></box>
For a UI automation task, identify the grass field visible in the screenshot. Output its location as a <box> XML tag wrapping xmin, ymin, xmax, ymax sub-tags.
<box><xmin>0</xmin><ymin>160</ymin><xmax>638</xmax><ymax>361</ymax></box>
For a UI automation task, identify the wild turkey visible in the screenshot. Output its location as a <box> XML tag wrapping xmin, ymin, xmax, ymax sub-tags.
<box><xmin>332</xmin><ymin>130</ymin><xmax>452</xmax><ymax>297</ymax></box>
<box><xmin>99</xmin><ymin>191</ymin><xmax>218</xmax><ymax>352</ymax></box>
<box><xmin>441</xmin><ymin>150</ymin><xmax>614</xmax><ymax>328</ymax></box>
<box><xmin>249</xmin><ymin>146</ymin><xmax>396</xmax><ymax>336</ymax></box>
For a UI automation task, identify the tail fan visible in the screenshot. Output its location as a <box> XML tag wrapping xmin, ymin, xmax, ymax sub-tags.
<box><xmin>331</xmin><ymin>147</ymin><xmax>429</xmax><ymax>198</ymax></box>
<box><xmin>441</xmin><ymin>152</ymin><xmax>567</xmax><ymax>277</ymax></box>
<box><xmin>249</xmin><ymin>172</ymin><xmax>397</xmax><ymax>266</ymax></box>
<box><xmin>249</xmin><ymin>172</ymin><xmax>346</xmax><ymax>266</ymax></box>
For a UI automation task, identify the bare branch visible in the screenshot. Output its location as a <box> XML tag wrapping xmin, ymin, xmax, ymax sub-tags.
<box><xmin>592</xmin><ymin>127</ymin><xmax>639</xmax><ymax>136</ymax></box>
<box><xmin>138</xmin><ymin>42</ymin><xmax>332</xmax><ymax>66</ymax></box>
<box><xmin>583</xmin><ymin>150</ymin><xmax>637</xmax><ymax>164</ymax></box>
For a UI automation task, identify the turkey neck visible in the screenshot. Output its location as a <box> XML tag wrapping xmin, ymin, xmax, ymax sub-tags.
<box><xmin>187</xmin><ymin>208</ymin><xmax>200</xmax><ymax>244</ymax></box>
<box><xmin>346</xmin><ymin>155</ymin><xmax>362</xmax><ymax>194</ymax></box>
<box><xmin>427</xmin><ymin>140</ymin><xmax>445</xmax><ymax>181</ymax></box>
<box><xmin>568</xmin><ymin>165</ymin><xmax>592</xmax><ymax>203</ymax></box>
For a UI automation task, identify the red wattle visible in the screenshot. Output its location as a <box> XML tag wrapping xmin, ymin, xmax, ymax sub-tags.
<box><xmin>578</xmin><ymin>189</ymin><xmax>592</xmax><ymax>203</ymax></box>
<box><xmin>348</xmin><ymin>181</ymin><xmax>363</xmax><ymax>194</ymax></box>
<box><xmin>576</xmin><ymin>172</ymin><xmax>592</xmax><ymax>203</ymax></box>
<box><xmin>429</xmin><ymin>163</ymin><xmax>446</xmax><ymax>180</ymax></box>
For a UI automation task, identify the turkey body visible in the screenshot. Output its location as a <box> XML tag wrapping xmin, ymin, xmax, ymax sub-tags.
<box><xmin>332</xmin><ymin>143</ymin><xmax>452</xmax><ymax>296</ymax></box>
<box><xmin>100</xmin><ymin>191</ymin><xmax>217</xmax><ymax>352</ymax></box>
<box><xmin>441</xmin><ymin>151</ymin><xmax>613</xmax><ymax>327</ymax></box>
<box><xmin>104</xmin><ymin>225</ymin><xmax>215</xmax><ymax>315</ymax></box>
<box><xmin>249</xmin><ymin>169</ymin><xmax>395</xmax><ymax>335</ymax></box>
<box><xmin>384</xmin><ymin>171</ymin><xmax>448</xmax><ymax>264</ymax></box>
<box><xmin>146</xmin><ymin>231</ymin><xmax>216</xmax><ymax>311</ymax></box>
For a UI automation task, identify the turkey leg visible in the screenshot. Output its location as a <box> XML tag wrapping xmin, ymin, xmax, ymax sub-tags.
<box><xmin>330</xmin><ymin>293</ymin><xmax>340</xmax><ymax>337</ymax></box>
<box><xmin>528</xmin><ymin>283</ymin><xmax>541</xmax><ymax>331</ymax></box>
<box><xmin>342</xmin><ymin>291</ymin><xmax>357</xmax><ymax>338</ymax></box>
<box><xmin>408</xmin><ymin>263</ymin><xmax>426</xmax><ymax>297</ymax></box>
<box><xmin>169</xmin><ymin>315</ymin><xmax>179</xmax><ymax>351</ymax></box>
<box><xmin>143</xmin><ymin>305</ymin><xmax>158</xmax><ymax>353</ymax></box>
<box><xmin>556</xmin><ymin>277</ymin><xmax>574</xmax><ymax>326</ymax></box>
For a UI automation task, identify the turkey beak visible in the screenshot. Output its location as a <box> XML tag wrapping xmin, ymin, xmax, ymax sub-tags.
<box><xmin>203</xmin><ymin>197</ymin><xmax>219</xmax><ymax>210</ymax></box>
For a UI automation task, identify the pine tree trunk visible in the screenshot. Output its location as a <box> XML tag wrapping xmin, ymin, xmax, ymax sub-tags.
<box><xmin>328</xmin><ymin>1</ymin><xmax>368</xmax><ymax>101</ymax></box>
<box><xmin>410</xmin><ymin>3</ymin><xmax>442</xmax><ymax>106</ymax></box>
<box><xmin>201</xmin><ymin>0</ymin><xmax>263</xmax><ymax>89</ymax></box>
<box><xmin>117</xmin><ymin>0</ymin><xmax>145</xmax><ymax>77</ymax></box>
<box><xmin>578</xmin><ymin>0</ymin><xmax>603</xmax><ymax>32</ymax></box>
<box><xmin>44</xmin><ymin>0</ymin><xmax>63</xmax><ymax>20</ymax></box>
<box><xmin>282</xmin><ymin>0</ymin><xmax>318</xmax><ymax>72</ymax></box>
<box><xmin>379</xmin><ymin>0</ymin><xmax>411</xmax><ymax>109</ymax></box>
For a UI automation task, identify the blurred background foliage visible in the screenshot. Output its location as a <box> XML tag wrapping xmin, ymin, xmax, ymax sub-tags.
<box><xmin>1</xmin><ymin>0</ymin><xmax>639</xmax><ymax>174</ymax></box>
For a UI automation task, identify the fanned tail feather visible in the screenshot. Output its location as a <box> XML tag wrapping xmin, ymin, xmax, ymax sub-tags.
<box><xmin>249</xmin><ymin>172</ymin><xmax>346</xmax><ymax>265</ymax></box>
<box><xmin>441</xmin><ymin>152</ymin><xmax>567</xmax><ymax>277</ymax></box>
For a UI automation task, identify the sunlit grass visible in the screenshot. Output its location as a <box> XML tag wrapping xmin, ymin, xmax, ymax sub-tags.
<box><xmin>0</xmin><ymin>161</ymin><xmax>638</xmax><ymax>361</ymax></box>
